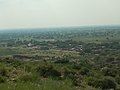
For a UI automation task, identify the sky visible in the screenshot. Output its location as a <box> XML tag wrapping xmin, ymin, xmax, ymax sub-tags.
<box><xmin>0</xmin><ymin>0</ymin><xmax>120</xmax><ymax>28</ymax></box>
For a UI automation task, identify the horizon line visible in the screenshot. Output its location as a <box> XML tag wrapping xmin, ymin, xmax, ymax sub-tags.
<box><xmin>0</xmin><ymin>24</ymin><xmax>120</xmax><ymax>30</ymax></box>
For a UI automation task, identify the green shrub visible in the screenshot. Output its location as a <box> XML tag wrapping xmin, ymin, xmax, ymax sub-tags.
<box><xmin>36</xmin><ymin>64</ymin><xmax>61</xmax><ymax>78</ymax></box>
<box><xmin>87</xmin><ymin>76</ymin><xmax>117</xmax><ymax>89</ymax></box>
<box><xmin>87</xmin><ymin>77</ymin><xmax>102</xmax><ymax>88</ymax></box>
<box><xmin>115</xmin><ymin>76</ymin><xmax>120</xmax><ymax>84</ymax></box>
<box><xmin>102</xmin><ymin>67</ymin><xmax>117</xmax><ymax>77</ymax></box>
<box><xmin>0</xmin><ymin>64</ymin><xmax>8</xmax><ymax>77</ymax></box>
<box><xmin>54</xmin><ymin>59</ymin><xmax>69</xmax><ymax>64</ymax></box>
<box><xmin>72</xmin><ymin>72</ymin><xmax>83</xmax><ymax>86</ymax></box>
<box><xmin>80</xmin><ymin>67</ymin><xmax>90</xmax><ymax>75</ymax></box>
<box><xmin>19</xmin><ymin>73</ymin><xmax>38</xmax><ymax>82</ymax></box>
<box><xmin>73</xmin><ymin>64</ymin><xmax>81</xmax><ymax>70</ymax></box>
<box><xmin>60</xmin><ymin>67</ymin><xmax>75</xmax><ymax>79</ymax></box>
<box><xmin>0</xmin><ymin>76</ymin><xmax>6</xmax><ymax>83</ymax></box>
<box><xmin>101</xmin><ymin>77</ymin><xmax>117</xmax><ymax>89</ymax></box>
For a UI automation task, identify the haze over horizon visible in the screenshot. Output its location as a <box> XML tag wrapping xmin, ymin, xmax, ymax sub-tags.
<box><xmin>0</xmin><ymin>0</ymin><xmax>120</xmax><ymax>29</ymax></box>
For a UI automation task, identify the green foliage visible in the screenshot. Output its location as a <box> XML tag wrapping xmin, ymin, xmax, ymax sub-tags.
<box><xmin>80</xmin><ymin>67</ymin><xmax>90</xmax><ymax>76</ymax></box>
<box><xmin>0</xmin><ymin>28</ymin><xmax>120</xmax><ymax>90</ymax></box>
<box><xmin>87</xmin><ymin>77</ymin><xmax>102</xmax><ymax>88</ymax></box>
<box><xmin>0</xmin><ymin>64</ymin><xmax>8</xmax><ymax>77</ymax></box>
<box><xmin>101</xmin><ymin>77</ymin><xmax>117</xmax><ymax>89</ymax></box>
<box><xmin>102</xmin><ymin>67</ymin><xmax>118</xmax><ymax>77</ymax></box>
<box><xmin>72</xmin><ymin>73</ymin><xmax>83</xmax><ymax>86</ymax></box>
<box><xmin>19</xmin><ymin>73</ymin><xmax>38</xmax><ymax>82</ymax></box>
<box><xmin>36</xmin><ymin>64</ymin><xmax>61</xmax><ymax>78</ymax></box>
<box><xmin>87</xmin><ymin>76</ymin><xmax>117</xmax><ymax>89</ymax></box>
<box><xmin>115</xmin><ymin>76</ymin><xmax>120</xmax><ymax>84</ymax></box>
<box><xmin>0</xmin><ymin>76</ymin><xmax>6</xmax><ymax>83</ymax></box>
<box><xmin>54</xmin><ymin>59</ymin><xmax>69</xmax><ymax>64</ymax></box>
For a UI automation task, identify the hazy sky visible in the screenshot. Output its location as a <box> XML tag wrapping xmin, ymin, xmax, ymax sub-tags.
<box><xmin>0</xmin><ymin>0</ymin><xmax>120</xmax><ymax>28</ymax></box>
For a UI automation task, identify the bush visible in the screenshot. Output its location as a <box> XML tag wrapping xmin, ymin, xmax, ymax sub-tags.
<box><xmin>102</xmin><ymin>67</ymin><xmax>117</xmax><ymax>77</ymax></box>
<box><xmin>101</xmin><ymin>77</ymin><xmax>117</xmax><ymax>89</ymax></box>
<box><xmin>73</xmin><ymin>64</ymin><xmax>81</xmax><ymax>70</ymax></box>
<box><xmin>0</xmin><ymin>76</ymin><xmax>6</xmax><ymax>83</ymax></box>
<box><xmin>36</xmin><ymin>64</ymin><xmax>61</xmax><ymax>78</ymax></box>
<box><xmin>0</xmin><ymin>64</ymin><xmax>8</xmax><ymax>77</ymax></box>
<box><xmin>72</xmin><ymin>72</ymin><xmax>83</xmax><ymax>86</ymax></box>
<box><xmin>80</xmin><ymin>67</ymin><xmax>90</xmax><ymax>75</ymax></box>
<box><xmin>87</xmin><ymin>77</ymin><xmax>102</xmax><ymax>88</ymax></box>
<box><xmin>54</xmin><ymin>59</ymin><xmax>69</xmax><ymax>64</ymax></box>
<box><xmin>115</xmin><ymin>76</ymin><xmax>120</xmax><ymax>84</ymax></box>
<box><xmin>87</xmin><ymin>76</ymin><xmax>117</xmax><ymax>90</ymax></box>
<box><xmin>19</xmin><ymin>73</ymin><xmax>38</xmax><ymax>82</ymax></box>
<box><xmin>60</xmin><ymin>67</ymin><xmax>75</xmax><ymax>79</ymax></box>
